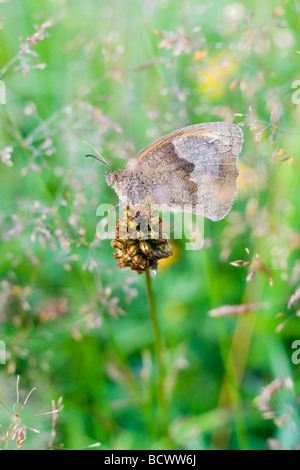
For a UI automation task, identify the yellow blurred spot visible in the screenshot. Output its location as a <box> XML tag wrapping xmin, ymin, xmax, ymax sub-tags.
<box><xmin>237</xmin><ymin>162</ymin><xmax>256</xmax><ymax>191</ymax></box>
<box><xmin>13</xmin><ymin>285</ymin><xmax>22</xmax><ymax>295</ymax></box>
<box><xmin>273</xmin><ymin>6</ymin><xmax>285</xmax><ymax>17</ymax></box>
<box><xmin>193</xmin><ymin>49</ymin><xmax>208</xmax><ymax>61</ymax></box>
<box><xmin>158</xmin><ymin>242</ymin><xmax>180</xmax><ymax>272</ymax></box>
<box><xmin>197</xmin><ymin>52</ymin><xmax>239</xmax><ymax>101</ymax></box>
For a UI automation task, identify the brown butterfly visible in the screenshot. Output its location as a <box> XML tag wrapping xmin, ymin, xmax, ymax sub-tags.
<box><xmin>86</xmin><ymin>122</ymin><xmax>243</xmax><ymax>221</ymax></box>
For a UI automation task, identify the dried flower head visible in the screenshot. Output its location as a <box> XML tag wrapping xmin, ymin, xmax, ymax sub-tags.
<box><xmin>111</xmin><ymin>206</ymin><xmax>173</xmax><ymax>274</ymax></box>
<box><xmin>230</xmin><ymin>247</ymin><xmax>273</xmax><ymax>287</ymax></box>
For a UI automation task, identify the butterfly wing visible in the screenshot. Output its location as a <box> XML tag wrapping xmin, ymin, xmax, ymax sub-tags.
<box><xmin>124</xmin><ymin>122</ymin><xmax>243</xmax><ymax>221</ymax></box>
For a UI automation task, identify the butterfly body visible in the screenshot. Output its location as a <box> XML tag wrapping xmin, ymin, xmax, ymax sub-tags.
<box><xmin>105</xmin><ymin>122</ymin><xmax>243</xmax><ymax>221</ymax></box>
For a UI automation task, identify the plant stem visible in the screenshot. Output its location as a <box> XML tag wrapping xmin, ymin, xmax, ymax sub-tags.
<box><xmin>145</xmin><ymin>269</ymin><xmax>167</xmax><ymax>436</ymax></box>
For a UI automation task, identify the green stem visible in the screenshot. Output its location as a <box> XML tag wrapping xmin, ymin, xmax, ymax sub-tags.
<box><xmin>3</xmin><ymin>415</ymin><xmax>20</xmax><ymax>450</ymax></box>
<box><xmin>145</xmin><ymin>269</ymin><xmax>167</xmax><ymax>436</ymax></box>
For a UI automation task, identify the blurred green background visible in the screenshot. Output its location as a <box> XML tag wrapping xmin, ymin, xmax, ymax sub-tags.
<box><xmin>0</xmin><ymin>0</ymin><xmax>299</xmax><ymax>450</ymax></box>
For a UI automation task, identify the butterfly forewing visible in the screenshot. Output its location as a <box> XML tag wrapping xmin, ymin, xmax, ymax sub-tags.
<box><xmin>123</xmin><ymin>122</ymin><xmax>243</xmax><ymax>221</ymax></box>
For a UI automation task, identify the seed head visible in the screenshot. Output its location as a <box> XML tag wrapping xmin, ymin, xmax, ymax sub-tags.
<box><xmin>111</xmin><ymin>206</ymin><xmax>173</xmax><ymax>274</ymax></box>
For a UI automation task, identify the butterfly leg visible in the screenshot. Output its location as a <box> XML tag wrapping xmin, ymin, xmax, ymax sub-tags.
<box><xmin>107</xmin><ymin>202</ymin><xmax>123</xmax><ymax>226</ymax></box>
<box><xmin>146</xmin><ymin>204</ymin><xmax>154</xmax><ymax>237</ymax></box>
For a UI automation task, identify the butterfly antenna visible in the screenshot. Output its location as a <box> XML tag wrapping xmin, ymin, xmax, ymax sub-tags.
<box><xmin>83</xmin><ymin>141</ymin><xmax>112</xmax><ymax>171</ymax></box>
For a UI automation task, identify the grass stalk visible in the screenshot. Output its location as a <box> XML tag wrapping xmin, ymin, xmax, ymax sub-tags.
<box><xmin>145</xmin><ymin>269</ymin><xmax>168</xmax><ymax>437</ymax></box>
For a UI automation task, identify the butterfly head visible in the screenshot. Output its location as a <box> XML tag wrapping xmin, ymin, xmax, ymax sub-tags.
<box><xmin>105</xmin><ymin>170</ymin><xmax>128</xmax><ymax>200</ymax></box>
<box><xmin>105</xmin><ymin>170</ymin><xmax>121</xmax><ymax>187</ymax></box>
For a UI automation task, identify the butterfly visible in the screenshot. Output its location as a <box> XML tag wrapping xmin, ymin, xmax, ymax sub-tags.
<box><xmin>86</xmin><ymin>122</ymin><xmax>243</xmax><ymax>221</ymax></box>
